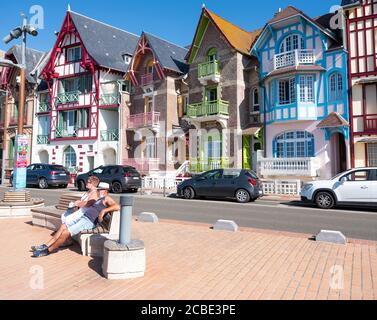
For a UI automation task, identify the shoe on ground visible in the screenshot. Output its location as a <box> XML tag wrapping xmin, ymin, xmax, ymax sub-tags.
<box><xmin>32</xmin><ymin>249</ymin><xmax>50</xmax><ymax>258</ymax></box>
<box><xmin>31</xmin><ymin>244</ymin><xmax>48</xmax><ymax>252</ymax></box>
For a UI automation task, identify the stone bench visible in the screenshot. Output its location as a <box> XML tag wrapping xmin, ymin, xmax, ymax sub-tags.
<box><xmin>31</xmin><ymin>192</ymin><xmax>120</xmax><ymax>258</ymax></box>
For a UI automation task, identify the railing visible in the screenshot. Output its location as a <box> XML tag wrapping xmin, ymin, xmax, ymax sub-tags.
<box><xmin>274</xmin><ymin>49</ymin><xmax>315</xmax><ymax>70</ymax></box>
<box><xmin>189</xmin><ymin>157</ymin><xmax>231</xmax><ymax>173</ymax></box>
<box><xmin>126</xmin><ymin>112</ymin><xmax>160</xmax><ymax>129</ymax></box>
<box><xmin>100</xmin><ymin>129</ymin><xmax>119</xmax><ymax>142</ymax></box>
<box><xmin>123</xmin><ymin>158</ymin><xmax>160</xmax><ymax>173</ymax></box>
<box><xmin>37</xmin><ymin>135</ymin><xmax>50</xmax><ymax>145</ymax></box>
<box><xmin>55</xmin><ymin>127</ymin><xmax>78</xmax><ymax>138</ymax></box>
<box><xmin>38</xmin><ymin>102</ymin><xmax>51</xmax><ymax>113</ymax></box>
<box><xmin>186</xmin><ymin>100</ymin><xmax>229</xmax><ymax>118</ymax></box>
<box><xmin>140</xmin><ymin>73</ymin><xmax>153</xmax><ymax>86</ymax></box>
<box><xmin>55</xmin><ymin>91</ymin><xmax>80</xmax><ymax>105</ymax></box>
<box><xmin>100</xmin><ymin>93</ymin><xmax>120</xmax><ymax>106</ymax></box>
<box><xmin>258</xmin><ymin>155</ymin><xmax>320</xmax><ymax>177</ymax></box>
<box><xmin>261</xmin><ymin>180</ymin><xmax>302</xmax><ymax>195</ymax></box>
<box><xmin>365</xmin><ymin>114</ymin><xmax>377</xmax><ymax>131</ymax></box>
<box><xmin>198</xmin><ymin>60</ymin><xmax>220</xmax><ymax>78</ymax></box>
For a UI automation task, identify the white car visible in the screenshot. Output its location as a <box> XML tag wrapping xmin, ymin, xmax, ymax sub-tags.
<box><xmin>300</xmin><ymin>168</ymin><xmax>377</xmax><ymax>209</ymax></box>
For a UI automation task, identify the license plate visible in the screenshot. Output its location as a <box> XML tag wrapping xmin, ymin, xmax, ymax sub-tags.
<box><xmin>60</xmin><ymin>174</ymin><xmax>66</xmax><ymax>176</ymax></box>
<box><xmin>133</xmin><ymin>177</ymin><xmax>140</xmax><ymax>180</ymax></box>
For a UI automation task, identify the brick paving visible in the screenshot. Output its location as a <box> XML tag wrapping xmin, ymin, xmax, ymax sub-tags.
<box><xmin>0</xmin><ymin>217</ymin><xmax>376</xmax><ymax>300</ymax></box>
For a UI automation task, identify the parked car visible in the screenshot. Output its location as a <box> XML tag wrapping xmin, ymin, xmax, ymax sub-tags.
<box><xmin>301</xmin><ymin>167</ymin><xmax>377</xmax><ymax>209</ymax></box>
<box><xmin>10</xmin><ymin>164</ymin><xmax>70</xmax><ymax>189</ymax></box>
<box><xmin>75</xmin><ymin>165</ymin><xmax>142</xmax><ymax>194</ymax></box>
<box><xmin>177</xmin><ymin>169</ymin><xmax>263</xmax><ymax>203</ymax></box>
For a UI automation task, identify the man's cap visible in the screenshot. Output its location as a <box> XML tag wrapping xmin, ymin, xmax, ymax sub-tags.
<box><xmin>97</xmin><ymin>182</ymin><xmax>110</xmax><ymax>190</ymax></box>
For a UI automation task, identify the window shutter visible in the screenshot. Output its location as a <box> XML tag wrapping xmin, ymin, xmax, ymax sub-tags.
<box><xmin>178</xmin><ymin>96</ymin><xmax>183</xmax><ymax>117</ymax></box>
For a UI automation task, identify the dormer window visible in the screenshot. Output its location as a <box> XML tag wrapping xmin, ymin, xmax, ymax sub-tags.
<box><xmin>67</xmin><ymin>46</ymin><xmax>82</xmax><ymax>63</ymax></box>
<box><xmin>123</xmin><ymin>54</ymin><xmax>132</xmax><ymax>64</ymax></box>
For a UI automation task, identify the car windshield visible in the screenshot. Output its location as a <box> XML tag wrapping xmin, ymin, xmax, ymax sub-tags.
<box><xmin>331</xmin><ymin>171</ymin><xmax>351</xmax><ymax>180</ymax></box>
<box><xmin>245</xmin><ymin>171</ymin><xmax>258</xmax><ymax>179</ymax></box>
<box><xmin>50</xmin><ymin>165</ymin><xmax>65</xmax><ymax>171</ymax></box>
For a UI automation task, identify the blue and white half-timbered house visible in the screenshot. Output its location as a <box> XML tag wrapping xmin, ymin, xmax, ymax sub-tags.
<box><xmin>251</xmin><ymin>6</ymin><xmax>350</xmax><ymax>180</ymax></box>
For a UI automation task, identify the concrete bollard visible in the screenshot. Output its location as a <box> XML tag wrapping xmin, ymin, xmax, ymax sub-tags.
<box><xmin>213</xmin><ymin>220</ymin><xmax>239</xmax><ymax>232</ymax></box>
<box><xmin>102</xmin><ymin>195</ymin><xmax>146</xmax><ymax>280</ymax></box>
<box><xmin>316</xmin><ymin>230</ymin><xmax>347</xmax><ymax>245</ymax></box>
<box><xmin>138</xmin><ymin>212</ymin><xmax>159</xmax><ymax>223</ymax></box>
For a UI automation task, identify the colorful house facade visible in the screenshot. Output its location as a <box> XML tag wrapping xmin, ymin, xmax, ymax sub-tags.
<box><xmin>124</xmin><ymin>32</ymin><xmax>189</xmax><ymax>175</ymax></box>
<box><xmin>342</xmin><ymin>0</ymin><xmax>377</xmax><ymax>168</ymax></box>
<box><xmin>252</xmin><ymin>6</ymin><xmax>350</xmax><ymax>180</ymax></box>
<box><xmin>33</xmin><ymin>9</ymin><xmax>139</xmax><ymax>174</ymax></box>
<box><xmin>185</xmin><ymin>7</ymin><xmax>262</xmax><ymax>173</ymax></box>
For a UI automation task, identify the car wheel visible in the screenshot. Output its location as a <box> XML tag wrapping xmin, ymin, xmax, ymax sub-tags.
<box><xmin>112</xmin><ymin>181</ymin><xmax>123</xmax><ymax>194</ymax></box>
<box><xmin>315</xmin><ymin>192</ymin><xmax>335</xmax><ymax>209</ymax></box>
<box><xmin>183</xmin><ymin>187</ymin><xmax>195</xmax><ymax>200</ymax></box>
<box><xmin>77</xmin><ymin>180</ymin><xmax>86</xmax><ymax>191</ymax></box>
<box><xmin>235</xmin><ymin>189</ymin><xmax>250</xmax><ymax>203</ymax></box>
<box><xmin>38</xmin><ymin>178</ymin><xmax>48</xmax><ymax>189</ymax></box>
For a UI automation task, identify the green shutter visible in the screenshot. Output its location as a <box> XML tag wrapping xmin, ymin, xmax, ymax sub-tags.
<box><xmin>242</xmin><ymin>135</ymin><xmax>251</xmax><ymax>169</ymax></box>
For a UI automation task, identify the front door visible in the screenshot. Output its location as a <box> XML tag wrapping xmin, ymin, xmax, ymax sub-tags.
<box><xmin>331</xmin><ymin>133</ymin><xmax>347</xmax><ymax>176</ymax></box>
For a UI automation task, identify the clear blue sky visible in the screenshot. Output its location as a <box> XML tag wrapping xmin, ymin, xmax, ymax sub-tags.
<box><xmin>0</xmin><ymin>0</ymin><xmax>339</xmax><ymax>53</ymax></box>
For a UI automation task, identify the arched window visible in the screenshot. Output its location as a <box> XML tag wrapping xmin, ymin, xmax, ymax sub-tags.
<box><xmin>274</xmin><ymin>131</ymin><xmax>314</xmax><ymax>158</ymax></box>
<box><xmin>64</xmin><ymin>146</ymin><xmax>77</xmax><ymax>170</ymax></box>
<box><xmin>329</xmin><ymin>73</ymin><xmax>343</xmax><ymax>102</ymax></box>
<box><xmin>280</xmin><ymin>34</ymin><xmax>305</xmax><ymax>53</ymax></box>
<box><xmin>206</xmin><ymin>48</ymin><xmax>218</xmax><ymax>62</ymax></box>
<box><xmin>251</xmin><ymin>88</ymin><xmax>260</xmax><ymax>113</ymax></box>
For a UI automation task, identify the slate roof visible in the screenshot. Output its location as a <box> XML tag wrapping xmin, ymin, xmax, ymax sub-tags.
<box><xmin>5</xmin><ymin>45</ymin><xmax>46</xmax><ymax>83</ymax></box>
<box><xmin>341</xmin><ymin>0</ymin><xmax>360</xmax><ymax>7</ymax></box>
<box><xmin>69</xmin><ymin>11</ymin><xmax>140</xmax><ymax>73</ymax></box>
<box><xmin>317</xmin><ymin>112</ymin><xmax>349</xmax><ymax>128</ymax></box>
<box><xmin>143</xmin><ymin>32</ymin><xmax>189</xmax><ymax>74</ymax></box>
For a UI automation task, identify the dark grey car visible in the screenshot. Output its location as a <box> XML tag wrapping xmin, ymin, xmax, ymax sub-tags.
<box><xmin>10</xmin><ymin>164</ymin><xmax>70</xmax><ymax>189</ymax></box>
<box><xmin>177</xmin><ymin>169</ymin><xmax>263</xmax><ymax>203</ymax></box>
<box><xmin>75</xmin><ymin>165</ymin><xmax>142</xmax><ymax>194</ymax></box>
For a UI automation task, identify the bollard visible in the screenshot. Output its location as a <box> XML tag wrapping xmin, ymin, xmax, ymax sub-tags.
<box><xmin>163</xmin><ymin>178</ymin><xmax>166</xmax><ymax>197</ymax></box>
<box><xmin>119</xmin><ymin>195</ymin><xmax>133</xmax><ymax>246</ymax></box>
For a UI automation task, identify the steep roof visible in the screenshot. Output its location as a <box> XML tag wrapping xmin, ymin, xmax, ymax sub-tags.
<box><xmin>5</xmin><ymin>45</ymin><xmax>46</xmax><ymax>83</ymax></box>
<box><xmin>187</xmin><ymin>7</ymin><xmax>262</xmax><ymax>62</ymax></box>
<box><xmin>69</xmin><ymin>11</ymin><xmax>140</xmax><ymax>72</ymax></box>
<box><xmin>206</xmin><ymin>9</ymin><xmax>261</xmax><ymax>55</ymax></box>
<box><xmin>143</xmin><ymin>32</ymin><xmax>189</xmax><ymax>74</ymax></box>
<box><xmin>317</xmin><ymin>112</ymin><xmax>349</xmax><ymax>128</ymax></box>
<box><xmin>341</xmin><ymin>0</ymin><xmax>360</xmax><ymax>7</ymax></box>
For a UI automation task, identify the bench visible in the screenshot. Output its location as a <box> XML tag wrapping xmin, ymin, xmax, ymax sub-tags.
<box><xmin>31</xmin><ymin>193</ymin><xmax>120</xmax><ymax>258</ymax></box>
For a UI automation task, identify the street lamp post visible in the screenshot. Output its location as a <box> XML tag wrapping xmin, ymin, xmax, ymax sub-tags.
<box><xmin>1</xmin><ymin>13</ymin><xmax>38</xmax><ymax>190</ymax></box>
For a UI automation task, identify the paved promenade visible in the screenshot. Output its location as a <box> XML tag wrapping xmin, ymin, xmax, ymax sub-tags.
<box><xmin>0</xmin><ymin>217</ymin><xmax>376</xmax><ymax>300</ymax></box>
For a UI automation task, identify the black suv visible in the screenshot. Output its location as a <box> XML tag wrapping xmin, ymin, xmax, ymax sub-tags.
<box><xmin>75</xmin><ymin>165</ymin><xmax>142</xmax><ymax>193</ymax></box>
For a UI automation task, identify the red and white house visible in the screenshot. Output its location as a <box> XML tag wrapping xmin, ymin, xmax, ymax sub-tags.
<box><xmin>32</xmin><ymin>9</ymin><xmax>139</xmax><ymax>174</ymax></box>
<box><xmin>343</xmin><ymin>0</ymin><xmax>377</xmax><ymax>168</ymax></box>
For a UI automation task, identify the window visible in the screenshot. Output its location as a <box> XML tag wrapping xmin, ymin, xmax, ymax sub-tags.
<box><xmin>329</xmin><ymin>73</ymin><xmax>343</xmax><ymax>102</ymax></box>
<box><xmin>38</xmin><ymin>116</ymin><xmax>50</xmax><ymax>135</ymax></box>
<box><xmin>367</xmin><ymin>144</ymin><xmax>377</xmax><ymax>167</ymax></box>
<box><xmin>208</xmin><ymin>135</ymin><xmax>222</xmax><ymax>158</ymax></box>
<box><xmin>201</xmin><ymin>170</ymin><xmax>222</xmax><ymax>180</ymax></box>
<box><xmin>64</xmin><ymin>146</ymin><xmax>77</xmax><ymax>169</ymax></box>
<box><xmin>67</xmin><ymin>46</ymin><xmax>82</xmax><ymax>62</ymax></box>
<box><xmin>275</xmin><ymin>131</ymin><xmax>314</xmax><ymax>158</ymax></box>
<box><xmin>61</xmin><ymin>75</ymin><xmax>92</xmax><ymax>94</ymax></box>
<box><xmin>299</xmin><ymin>75</ymin><xmax>315</xmax><ymax>103</ymax></box>
<box><xmin>122</xmin><ymin>54</ymin><xmax>132</xmax><ymax>64</ymax></box>
<box><xmin>278</xmin><ymin>78</ymin><xmax>296</xmax><ymax>105</ymax></box>
<box><xmin>145</xmin><ymin>60</ymin><xmax>154</xmax><ymax>75</ymax></box>
<box><xmin>223</xmin><ymin>169</ymin><xmax>241</xmax><ymax>179</ymax></box>
<box><xmin>145</xmin><ymin>135</ymin><xmax>156</xmax><ymax>158</ymax></box>
<box><xmin>251</xmin><ymin>88</ymin><xmax>260</xmax><ymax>113</ymax></box>
<box><xmin>280</xmin><ymin>34</ymin><xmax>304</xmax><ymax>53</ymax></box>
<box><xmin>343</xmin><ymin>170</ymin><xmax>373</xmax><ymax>182</ymax></box>
<box><xmin>207</xmin><ymin>48</ymin><xmax>218</xmax><ymax>62</ymax></box>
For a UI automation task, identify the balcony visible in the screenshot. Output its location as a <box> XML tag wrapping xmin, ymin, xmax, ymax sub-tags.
<box><xmin>100</xmin><ymin>129</ymin><xmax>119</xmax><ymax>142</ymax></box>
<box><xmin>258</xmin><ymin>155</ymin><xmax>320</xmax><ymax>178</ymax></box>
<box><xmin>189</xmin><ymin>157</ymin><xmax>231</xmax><ymax>173</ymax></box>
<box><xmin>38</xmin><ymin>102</ymin><xmax>51</xmax><ymax>113</ymax></box>
<box><xmin>55</xmin><ymin>91</ymin><xmax>80</xmax><ymax>105</ymax></box>
<box><xmin>37</xmin><ymin>135</ymin><xmax>50</xmax><ymax>145</ymax></box>
<box><xmin>273</xmin><ymin>49</ymin><xmax>316</xmax><ymax>71</ymax></box>
<box><xmin>100</xmin><ymin>93</ymin><xmax>120</xmax><ymax>106</ymax></box>
<box><xmin>186</xmin><ymin>100</ymin><xmax>229</xmax><ymax>119</ymax></box>
<box><xmin>55</xmin><ymin>127</ymin><xmax>78</xmax><ymax>138</ymax></box>
<box><xmin>126</xmin><ymin>112</ymin><xmax>160</xmax><ymax>130</ymax></box>
<box><xmin>198</xmin><ymin>60</ymin><xmax>220</xmax><ymax>85</ymax></box>
<box><xmin>365</xmin><ymin>114</ymin><xmax>377</xmax><ymax>132</ymax></box>
<box><xmin>123</xmin><ymin>158</ymin><xmax>160</xmax><ymax>173</ymax></box>
<box><xmin>140</xmin><ymin>74</ymin><xmax>153</xmax><ymax>87</ymax></box>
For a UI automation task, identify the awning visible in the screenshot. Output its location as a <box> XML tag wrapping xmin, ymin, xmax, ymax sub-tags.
<box><xmin>355</xmin><ymin>137</ymin><xmax>377</xmax><ymax>143</ymax></box>
<box><xmin>317</xmin><ymin>112</ymin><xmax>349</xmax><ymax>128</ymax></box>
<box><xmin>354</xmin><ymin>76</ymin><xmax>377</xmax><ymax>85</ymax></box>
<box><xmin>242</xmin><ymin>127</ymin><xmax>261</xmax><ymax>135</ymax></box>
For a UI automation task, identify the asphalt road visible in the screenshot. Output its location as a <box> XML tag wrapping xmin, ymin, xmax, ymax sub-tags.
<box><xmin>1</xmin><ymin>186</ymin><xmax>377</xmax><ymax>241</ymax></box>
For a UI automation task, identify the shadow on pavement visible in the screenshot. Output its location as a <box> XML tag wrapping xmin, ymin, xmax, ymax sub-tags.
<box><xmin>280</xmin><ymin>201</ymin><xmax>377</xmax><ymax>213</ymax></box>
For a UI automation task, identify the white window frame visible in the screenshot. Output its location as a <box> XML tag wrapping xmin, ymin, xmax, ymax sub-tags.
<box><xmin>367</xmin><ymin>143</ymin><xmax>377</xmax><ymax>167</ymax></box>
<box><xmin>67</xmin><ymin>46</ymin><xmax>82</xmax><ymax>63</ymax></box>
<box><xmin>278</xmin><ymin>78</ymin><xmax>296</xmax><ymax>105</ymax></box>
<box><xmin>299</xmin><ymin>75</ymin><xmax>315</xmax><ymax>103</ymax></box>
<box><xmin>329</xmin><ymin>73</ymin><xmax>343</xmax><ymax>102</ymax></box>
<box><xmin>280</xmin><ymin>34</ymin><xmax>305</xmax><ymax>53</ymax></box>
<box><xmin>64</xmin><ymin>146</ymin><xmax>77</xmax><ymax>169</ymax></box>
<box><xmin>251</xmin><ymin>87</ymin><xmax>260</xmax><ymax>113</ymax></box>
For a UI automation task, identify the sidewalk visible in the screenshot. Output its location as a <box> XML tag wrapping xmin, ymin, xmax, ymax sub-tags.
<box><xmin>0</xmin><ymin>217</ymin><xmax>376</xmax><ymax>300</ymax></box>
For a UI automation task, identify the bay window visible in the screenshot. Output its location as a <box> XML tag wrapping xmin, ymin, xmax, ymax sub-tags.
<box><xmin>299</xmin><ymin>75</ymin><xmax>315</xmax><ymax>103</ymax></box>
<box><xmin>275</xmin><ymin>131</ymin><xmax>314</xmax><ymax>158</ymax></box>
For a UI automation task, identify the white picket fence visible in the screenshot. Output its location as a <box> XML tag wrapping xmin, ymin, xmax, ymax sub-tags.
<box><xmin>261</xmin><ymin>180</ymin><xmax>302</xmax><ymax>195</ymax></box>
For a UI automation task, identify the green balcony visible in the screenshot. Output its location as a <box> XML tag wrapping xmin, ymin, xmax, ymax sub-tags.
<box><xmin>100</xmin><ymin>129</ymin><xmax>119</xmax><ymax>142</ymax></box>
<box><xmin>189</xmin><ymin>157</ymin><xmax>231</xmax><ymax>173</ymax></box>
<box><xmin>37</xmin><ymin>135</ymin><xmax>50</xmax><ymax>145</ymax></box>
<box><xmin>186</xmin><ymin>100</ymin><xmax>229</xmax><ymax>118</ymax></box>
<box><xmin>55</xmin><ymin>128</ymin><xmax>78</xmax><ymax>138</ymax></box>
<box><xmin>55</xmin><ymin>91</ymin><xmax>80</xmax><ymax>105</ymax></box>
<box><xmin>38</xmin><ymin>102</ymin><xmax>51</xmax><ymax>113</ymax></box>
<box><xmin>198</xmin><ymin>61</ymin><xmax>220</xmax><ymax>84</ymax></box>
<box><xmin>100</xmin><ymin>93</ymin><xmax>120</xmax><ymax>106</ymax></box>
